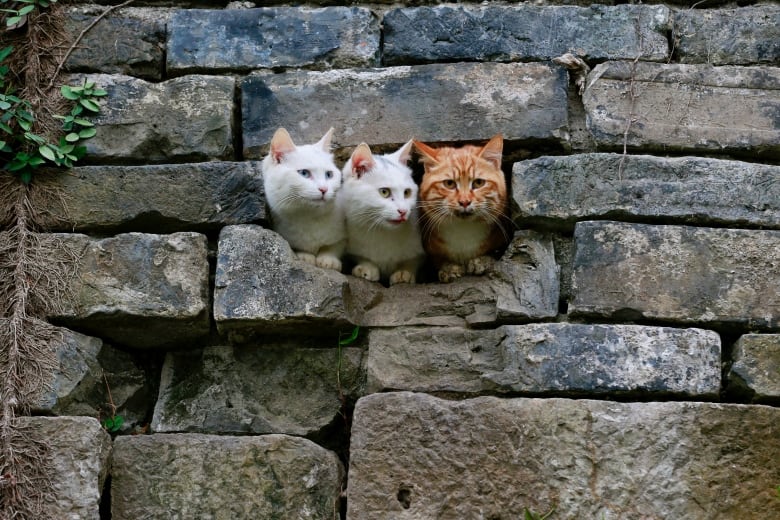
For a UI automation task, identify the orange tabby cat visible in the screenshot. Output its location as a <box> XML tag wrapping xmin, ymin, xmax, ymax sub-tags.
<box><xmin>414</xmin><ymin>135</ymin><xmax>510</xmax><ymax>283</ymax></box>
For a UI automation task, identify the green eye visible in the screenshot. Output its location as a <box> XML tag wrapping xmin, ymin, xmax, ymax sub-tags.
<box><xmin>404</xmin><ymin>188</ymin><xmax>412</xmax><ymax>198</ymax></box>
<box><xmin>379</xmin><ymin>188</ymin><xmax>391</xmax><ymax>198</ymax></box>
<box><xmin>443</xmin><ymin>179</ymin><xmax>456</xmax><ymax>189</ymax></box>
<box><xmin>472</xmin><ymin>178</ymin><xmax>486</xmax><ymax>188</ymax></box>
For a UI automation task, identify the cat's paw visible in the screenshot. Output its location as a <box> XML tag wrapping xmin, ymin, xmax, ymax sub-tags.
<box><xmin>438</xmin><ymin>263</ymin><xmax>464</xmax><ymax>283</ymax></box>
<box><xmin>296</xmin><ymin>251</ymin><xmax>317</xmax><ymax>265</ymax></box>
<box><xmin>389</xmin><ymin>270</ymin><xmax>415</xmax><ymax>285</ymax></box>
<box><xmin>352</xmin><ymin>263</ymin><xmax>380</xmax><ymax>282</ymax></box>
<box><xmin>466</xmin><ymin>255</ymin><xmax>496</xmax><ymax>276</ymax></box>
<box><xmin>315</xmin><ymin>254</ymin><xmax>342</xmax><ymax>271</ymax></box>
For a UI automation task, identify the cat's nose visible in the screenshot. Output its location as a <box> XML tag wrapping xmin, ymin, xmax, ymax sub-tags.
<box><xmin>318</xmin><ymin>186</ymin><xmax>328</xmax><ymax>195</ymax></box>
<box><xmin>397</xmin><ymin>209</ymin><xmax>407</xmax><ymax>217</ymax></box>
<box><xmin>458</xmin><ymin>200</ymin><xmax>471</xmax><ymax>208</ymax></box>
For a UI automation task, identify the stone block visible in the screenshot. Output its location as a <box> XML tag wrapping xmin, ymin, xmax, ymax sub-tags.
<box><xmin>674</xmin><ymin>6</ymin><xmax>780</xmax><ymax>65</ymax></box>
<box><xmin>512</xmin><ymin>153</ymin><xmax>780</xmax><ymax>230</ymax></box>
<box><xmin>367</xmin><ymin>324</ymin><xmax>720</xmax><ymax>397</ymax></box>
<box><xmin>82</xmin><ymin>74</ymin><xmax>235</xmax><ymax>163</ymax></box>
<box><xmin>348</xmin><ymin>392</ymin><xmax>780</xmax><ymax>519</ymax></box>
<box><xmin>152</xmin><ymin>344</ymin><xmax>365</xmax><ymax>436</ymax></box>
<box><xmin>583</xmin><ymin>62</ymin><xmax>780</xmax><ymax>159</ymax></box>
<box><xmin>167</xmin><ymin>7</ymin><xmax>379</xmax><ymax>74</ymax></box>
<box><xmin>729</xmin><ymin>334</ymin><xmax>780</xmax><ymax>401</ymax></box>
<box><xmin>384</xmin><ymin>4</ymin><xmax>670</xmax><ymax>65</ymax></box>
<box><xmin>53</xmin><ymin>232</ymin><xmax>210</xmax><ymax>348</ymax></box>
<box><xmin>241</xmin><ymin>62</ymin><xmax>568</xmax><ymax>158</ymax></box>
<box><xmin>569</xmin><ymin>221</ymin><xmax>780</xmax><ymax>330</ymax></box>
<box><xmin>112</xmin><ymin>433</ymin><xmax>343</xmax><ymax>519</ymax></box>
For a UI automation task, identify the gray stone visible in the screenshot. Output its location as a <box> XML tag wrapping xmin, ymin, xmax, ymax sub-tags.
<box><xmin>583</xmin><ymin>61</ymin><xmax>780</xmax><ymax>158</ymax></box>
<box><xmin>384</xmin><ymin>4</ymin><xmax>670</xmax><ymax>65</ymax></box>
<box><xmin>729</xmin><ymin>334</ymin><xmax>780</xmax><ymax>401</ymax></box>
<box><xmin>167</xmin><ymin>7</ymin><xmax>379</xmax><ymax>74</ymax></box>
<box><xmin>367</xmin><ymin>324</ymin><xmax>720</xmax><ymax>397</ymax></box>
<box><xmin>512</xmin><ymin>153</ymin><xmax>780</xmax><ymax>230</ymax></box>
<box><xmin>570</xmin><ymin>221</ymin><xmax>780</xmax><ymax>330</ymax></box>
<box><xmin>53</xmin><ymin>232</ymin><xmax>210</xmax><ymax>348</ymax></box>
<box><xmin>241</xmin><ymin>62</ymin><xmax>568</xmax><ymax>159</ymax></box>
<box><xmin>44</xmin><ymin>161</ymin><xmax>265</xmax><ymax>233</ymax></box>
<box><xmin>112</xmin><ymin>433</ymin><xmax>344</xmax><ymax>520</ymax></box>
<box><xmin>152</xmin><ymin>344</ymin><xmax>364</xmax><ymax>436</ymax></box>
<box><xmin>348</xmin><ymin>392</ymin><xmax>780</xmax><ymax>519</ymax></box>
<box><xmin>674</xmin><ymin>6</ymin><xmax>780</xmax><ymax>65</ymax></box>
<box><xmin>82</xmin><ymin>74</ymin><xmax>235</xmax><ymax>163</ymax></box>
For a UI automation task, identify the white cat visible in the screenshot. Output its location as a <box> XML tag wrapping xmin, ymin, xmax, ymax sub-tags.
<box><xmin>262</xmin><ymin>127</ymin><xmax>345</xmax><ymax>271</ymax></box>
<box><xmin>340</xmin><ymin>141</ymin><xmax>424</xmax><ymax>285</ymax></box>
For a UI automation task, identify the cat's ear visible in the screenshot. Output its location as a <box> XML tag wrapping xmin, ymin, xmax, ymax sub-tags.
<box><xmin>479</xmin><ymin>134</ymin><xmax>503</xmax><ymax>169</ymax></box>
<box><xmin>270</xmin><ymin>128</ymin><xmax>296</xmax><ymax>163</ymax></box>
<box><xmin>413</xmin><ymin>140</ymin><xmax>440</xmax><ymax>165</ymax></box>
<box><xmin>315</xmin><ymin>127</ymin><xmax>335</xmax><ymax>152</ymax></box>
<box><xmin>349</xmin><ymin>143</ymin><xmax>375</xmax><ymax>179</ymax></box>
<box><xmin>388</xmin><ymin>139</ymin><xmax>414</xmax><ymax>166</ymax></box>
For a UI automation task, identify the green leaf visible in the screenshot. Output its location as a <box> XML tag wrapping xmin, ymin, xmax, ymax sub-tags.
<box><xmin>18</xmin><ymin>5</ymin><xmax>35</xmax><ymax>16</ymax></box>
<box><xmin>60</xmin><ymin>85</ymin><xmax>79</xmax><ymax>100</ymax></box>
<box><xmin>6</xmin><ymin>16</ymin><xmax>22</xmax><ymax>28</ymax></box>
<box><xmin>0</xmin><ymin>100</ymin><xmax>9</xmax><ymax>110</ymax></box>
<box><xmin>38</xmin><ymin>144</ymin><xmax>56</xmax><ymax>162</ymax></box>
<box><xmin>20</xmin><ymin>170</ymin><xmax>32</xmax><ymax>184</ymax></box>
<box><xmin>101</xmin><ymin>415</ymin><xmax>124</xmax><ymax>433</ymax></box>
<box><xmin>28</xmin><ymin>156</ymin><xmax>44</xmax><ymax>167</ymax></box>
<box><xmin>65</xmin><ymin>132</ymin><xmax>79</xmax><ymax>142</ymax></box>
<box><xmin>71</xmin><ymin>104</ymin><xmax>84</xmax><ymax>116</ymax></box>
<box><xmin>79</xmin><ymin>98</ymin><xmax>100</xmax><ymax>112</ymax></box>
<box><xmin>339</xmin><ymin>326</ymin><xmax>360</xmax><ymax>346</ymax></box>
<box><xmin>78</xmin><ymin>127</ymin><xmax>96</xmax><ymax>139</ymax></box>
<box><xmin>17</xmin><ymin>119</ymin><xmax>31</xmax><ymax>131</ymax></box>
<box><xmin>91</xmin><ymin>88</ymin><xmax>108</xmax><ymax>97</ymax></box>
<box><xmin>0</xmin><ymin>46</ymin><xmax>13</xmax><ymax>63</ymax></box>
<box><xmin>71</xmin><ymin>145</ymin><xmax>87</xmax><ymax>160</ymax></box>
<box><xmin>73</xmin><ymin>118</ymin><xmax>93</xmax><ymax>127</ymax></box>
<box><xmin>0</xmin><ymin>122</ymin><xmax>12</xmax><ymax>134</ymax></box>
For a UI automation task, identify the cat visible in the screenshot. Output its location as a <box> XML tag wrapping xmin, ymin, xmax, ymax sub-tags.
<box><xmin>414</xmin><ymin>134</ymin><xmax>511</xmax><ymax>283</ymax></box>
<box><xmin>262</xmin><ymin>127</ymin><xmax>345</xmax><ymax>271</ymax></box>
<box><xmin>340</xmin><ymin>140</ymin><xmax>424</xmax><ymax>285</ymax></box>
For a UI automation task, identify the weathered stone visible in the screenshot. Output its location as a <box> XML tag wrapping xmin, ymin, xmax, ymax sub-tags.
<box><xmin>674</xmin><ymin>6</ymin><xmax>780</xmax><ymax>65</ymax></box>
<box><xmin>18</xmin><ymin>416</ymin><xmax>111</xmax><ymax>520</ymax></box>
<box><xmin>367</xmin><ymin>324</ymin><xmax>720</xmax><ymax>397</ymax></box>
<box><xmin>583</xmin><ymin>62</ymin><xmax>780</xmax><ymax>158</ymax></box>
<box><xmin>45</xmin><ymin>161</ymin><xmax>265</xmax><ymax>233</ymax></box>
<box><xmin>82</xmin><ymin>74</ymin><xmax>235</xmax><ymax>163</ymax></box>
<box><xmin>241</xmin><ymin>62</ymin><xmax>568</xmax><ymax>158</ymax></box>
<box><xmin>384</xmin><ymin>4</ymin><xmax>670</xmax><ymax>65</ymax></box>
<box><xmin>167</xmin><ymin>7</ymin><xmax>379</xmax><ymax>74</ymax></box>
<box><xmin>512</xmin><ymin>153</ymin><xmax>780</xmax><ymax>229</ymax></box>
<box><xmin>348</xmin><ymin>392</ymin><xmax>780</xmax><ymax>519</ymax></box>
<box><xmin>112</xmin><ymin>433</ymin><xmax>343</xmax><ymax>519</ymax></box>
<box><xmin>53</xmin><ymin>232</ymin><xmax>210</xmax><ymax>348</ymax></box>
<box><xmin>729</xmin><ymin>334</ymin><xmax>780</xmax><ymax>401</ymax></box>
<box><xmin>65</xmin><ymin>7</ymin><xmax>168</xmax><ymax>80</ymax></box>
<box><xmin>152</xmin><ymin>344</ymin><xmax>364</xmax><ymax>436</ymax></box>
<box><xmin>570</xmin><ymin>221</ymin><xmax>780</xmax><ymax>330</ymax></box>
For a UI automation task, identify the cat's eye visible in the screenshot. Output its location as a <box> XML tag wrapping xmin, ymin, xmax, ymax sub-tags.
<box><xmin>472</xmin><ymin>178</ymin><xmax>486</xmax><ymax>188</ymax></box>
<box><xmin>298</xmin><ymin>169</ymin><xmax>311</xmax><ymax>178</ymax></box>
<box><xmin>379</xmin><ymin>188</ymin><xmax>392</xmax><ymax>198</ymax></box>
<box><xmin>325</xmin><ymin>170</ymin><xmax>334</xmax><ymax>179</ymax></box>
<box><xmin>443</xmin><ymin>179</ymin><xmax>457</xmax><ymax>189</ymax></box>
<box><xmin>403</xmin><ymin>189</ymin><xmax>412</xmax><ymax>198</ymax></box>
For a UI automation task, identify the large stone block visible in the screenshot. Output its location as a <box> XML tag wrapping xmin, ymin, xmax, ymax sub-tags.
<box><xmin>83</xmin><ymin>74</ymin><xmax>235</xmax><ymax>163</ymax></box>
<box><xmin>367</xmin><ymin>324</ymin><xmax>720</xmax><ymax>397</ymax></box>
<box><xmin>348</xmin><ymin>392</ymin><xmax>780</xmax><ymax>519</ymax></box>
<box><xmin>384</xmin><ymin>4</ymin><xmax>670</xmax><ymax>65</ymax></box>
<box><xmin>112</xmin><ymin>433</ymin><xmax>344</xmax><ymax>519</ymax></box>
<box><xmin>583</xmin><ymin>62</ymin><xmax>780</xmax><ymax>158</ymax></box>
<box><xmin>512</xmin><ymin>153</ymin><xmax>780</xmax><ymax>230</ymax></box>
<box><xmin>167</xmin><ymin>7</ymin><xmax>379</xmax><ymax>74</ymax></box>
<box><xmin>569</xmin><ymin>221</ymin><xmax>780</xmax><ymax>330</ymax></box>
<box><xmin>674</xmin><ymin>6</ymin><xmax>780</xmax><ymax>65</ymax></box>
<box><xmin>241</xmin><ymin>62</ymin><xmax>568</xmax><ymax>158</ymax></box>
<box><xmin>53</xmin><ymin>232</ymin><xmax>210</xmax><ymax>348</ymax></box>
<box><xmin>729</xmin><ymin>334</ymin><xmax>780</xmax><ymax>401</ymax></box>
<box><xmin>152</xmin><ymin>344</ymin><xmax>364</xmax><ymax>436</ymax></box>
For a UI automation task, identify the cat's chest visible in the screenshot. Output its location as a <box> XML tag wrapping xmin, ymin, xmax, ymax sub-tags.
<box><xmin>438</xmin><ymin>219</ymin><xmax>491</xmax><ymax>261</ymax></box>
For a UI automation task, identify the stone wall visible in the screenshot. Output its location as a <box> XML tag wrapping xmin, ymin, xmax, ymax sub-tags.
<box><xmin>25</xmin><ymin>1</ymin><xmax>780</xmax><ymax>518</ymax></box>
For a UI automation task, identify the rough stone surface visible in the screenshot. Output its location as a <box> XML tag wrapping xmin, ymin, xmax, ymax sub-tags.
<box><xmin>167</xmin><ymin>7</ymin><xmax>379</xmax><ymax>74</ymax></box>
<box><xmin>348</xmin><ymin>392</ymin><xmax>780</xmax><ymax>519</ymax></box>
<box><xmin>152</xmin><ymin>344</ymin><xmax>365</xmax><ymax>436</ymax></box>
<box><xmin>570</xmin><ymin>221</ymin><xmax>780</xmax><ymax>330</ymax></box>
<box><xmin>729</xmin><ymin>334</ymin><xmax>780</xmax><ymax>401</ymax></box>
<box><xmin>512</xmin><ymin>153</ymin><xmax>780</xmax><ymax>229</ymax></box>
<box><xmin>674</xmin><ymin>6</ymin><xmax>780</xmax><ymax>65</ymax></box>
<box><xmin>46</xmin><ymin>161</ymin><xmax>265</xmax><ymax>233</ymax></box>
<box><xmin>384</xmin><ymin>4</ymin><xmax>670</xmax><ymax>65</ymax></box>
<box><xmin>18</xmin><ymin>416</ymin><xmax>111</xmax><ymax>520</ymax></box>
<box><xmin>112</xmin><ymin>433</ymin><xmax>344</xmax><ymax>520</ymax></box>
<box><xmin>583</xmin><ymin>62</ymin><xmax>780</xmax><ymax>158</ymax></box>
<box><xmin>54</xmin><ymin>232</ymin><xmax>210</xmax><ymax>348</ymax></box>
<box><xmin>241</xmin><ymin>62</ymin><xmax>568</xmax><ymax>158</ymax></box>
<box><xmin>367</xmin><ymin>324</ymin><xmax>721</xmax><ymax>397</ymax></box>
<box><xmin>82</xmin><ymin>74</ymin><xmax>235</xmax><ymax>163</ymax></box>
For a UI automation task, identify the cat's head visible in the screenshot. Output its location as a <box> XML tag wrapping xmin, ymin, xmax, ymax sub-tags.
<box><xmin>414</xmin><ymin>135</ymin><xmax>507</xmax><ymax>222</ymax></box>
<box><xmin>262</xmin><ymin>127</ymin><xmax>341</xmax><ymax>207</ymax></box>
<box><xmin>342</xmin><ymin>140</ymin><xmax>417</xmax><ymax>228</ymax></box>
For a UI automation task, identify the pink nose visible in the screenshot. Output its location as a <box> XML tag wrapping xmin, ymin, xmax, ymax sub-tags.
<box><xmin>397</xmin><ymin>209</ymin><xmax>407</xmax><ymax>217</ymax></box>
<box><xmin>459</xmin><ymin>200</ymin><xmax>470</xmax><ymax>208</ymax></box>
<box><xmin>319</xmin><ymin>187</ymin><xmax>328</xmax><ymax>195</ymax></box>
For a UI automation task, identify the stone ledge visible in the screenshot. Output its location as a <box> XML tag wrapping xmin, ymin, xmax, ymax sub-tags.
<box><xmin>728</xmin><ymin>334</ymin><xmax>780</xmax><ymax>401</ymax></box>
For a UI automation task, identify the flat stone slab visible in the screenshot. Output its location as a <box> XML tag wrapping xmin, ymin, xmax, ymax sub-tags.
<box><xmin>152</xmin><ymin>344</ymin><xmax>364</xmax><ymax>436</ymax></box>
<box><xmin>384</xmin><ymin>4</ymin><xmax>670</xmax><ymax>65</ymax></box>
<box><xmin>112</xmin><ymin>433</ymin><xmax>343</xmax><ymax>519</ymax></box>
<box><xmin>167</xmin><ymin>7</ymin><xmax>379</xmax><ymax>74</ymax></box>
<box><xmin>583</xmin><ymin>62</ymin><xmax>780</xmax><ymax>159</ymax></box>
<box><xmin>570</xmin><ymin>221</ymin><xmax>780</xmax><ymax>330</ymax></box>
<box><xmin>348</xmin><ymin>392</ymin><xmax>780</xmax><ymax>519</ymax></box>
<box><xmin>512</xmin><ymin>153</ymin><xmax>780</xmax><ymax>229</ymax></box>
<box><xmin>367</xmin><ymin>324</ymin><xmax>720</xmax><ymax>397</ymax></box>
<box><xmin>729</xmin><ymin>334</ymin><xmax>780</xmax><ymax>401</ymax></box>
<box><xmin>241</xmin><ymin>62</ymin><xmax>568</xmax><ymax>158</ymax></box>
<box><xmin>54</xmin><ymin>232</ymin><xmax>210</xmax><ymax>348</ymax></box>
<box><xmin>83</xmin><ymin>74</ymin><xmax>235</xmax><ymax>163</ymax></box>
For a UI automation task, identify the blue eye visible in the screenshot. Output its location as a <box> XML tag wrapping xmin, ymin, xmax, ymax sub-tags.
<box><xmin>325</xmin><ymin>170</ymin><xmax>334</xmax><ymax>179</ymax></box>
<box><xmin>298</xmin><ymin>169</ymin><xmax>311</xmax><ymax>178</ymax></box>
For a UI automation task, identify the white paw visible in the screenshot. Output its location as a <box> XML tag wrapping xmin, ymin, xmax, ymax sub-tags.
<box><xmin>296</xmin><ymin>251</ymin><xmax>316</xmax><ymax>265</ymax></box>
<box><xmin>389</xmin><ymin>270</ymin><xmax>415</xmax><ymax>285</ymax></box>
<box><xmin>352</xmin><ymin>263</ymin><xmax>380</xmax><ymax>282</ymax></box>
<box><xmin>438</xmin><ymin>263</ymin><xmax>464</xmax><ymax>283</ymax></box>
<box><xmin>466</xmin><ymin>255</ymin><xmax>495</xmax><ymax>275</ymax></box>
<box><xmin>316</xmin><ymin>254</ymin><xmax>342</xmax><ymax>271</ymax></box>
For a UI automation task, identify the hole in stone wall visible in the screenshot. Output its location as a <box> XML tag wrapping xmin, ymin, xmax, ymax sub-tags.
<box><xmin>396</xmin><ymin>486</ymin><xmax>412</xmax><ymax>509</ymax></box>
<box><xmin>99</xmin><ymin>475</ymin><xmax>111</xmax><ymax>519</ymax></box>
